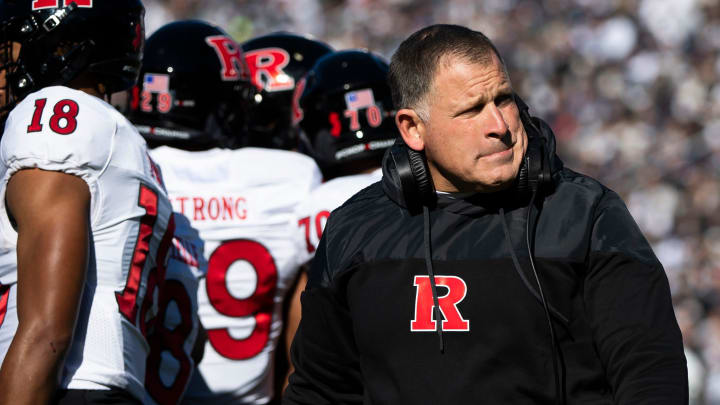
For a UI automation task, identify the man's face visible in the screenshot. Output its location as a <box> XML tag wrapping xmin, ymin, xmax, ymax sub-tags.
<box><xmin>420</xmin><ymin>53</ymin><xmax>527</xmax><ymax>193</ymax></box>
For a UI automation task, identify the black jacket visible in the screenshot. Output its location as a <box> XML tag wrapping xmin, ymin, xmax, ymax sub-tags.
<box><xmin>284</xmin><ymin>121</ymin><xmax>688</xmax><ymax>405</ymax></box>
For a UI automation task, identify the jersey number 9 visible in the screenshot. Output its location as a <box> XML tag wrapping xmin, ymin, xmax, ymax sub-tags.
<box><xmin>205</xmin><ymin>240</ymin><xmax>278</xmax><ymax>360</ymax></box>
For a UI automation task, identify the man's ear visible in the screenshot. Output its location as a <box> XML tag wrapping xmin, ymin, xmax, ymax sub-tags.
<box><xmin>395</xmin><ymin>108</ymin><xmax>425</xmax><ymax>152</ymax></box>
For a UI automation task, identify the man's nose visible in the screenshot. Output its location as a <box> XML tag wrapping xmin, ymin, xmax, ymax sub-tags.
<box><xmin>482</xmin><ymin>102</ymin><xmax>509</xmax><ymax>138</ymax></box>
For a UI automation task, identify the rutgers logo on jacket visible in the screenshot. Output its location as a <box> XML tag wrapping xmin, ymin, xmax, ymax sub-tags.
<box><xmin>411</xmin><ymin>275</ymin><xmax>470</xmax><ymax>332</ymax></box>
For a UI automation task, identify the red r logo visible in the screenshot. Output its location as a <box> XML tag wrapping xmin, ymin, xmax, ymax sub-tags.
<box><xmin>244</xmin><ymin>48</ymin><xmax>294</xmax><ymax>92</ymax></box>
<box><xmin>291</xmin><ymin>77</ymin><xmax>306</xmax><ymax>125</ymax></box>
<box><xmin>32</xmin><ymin>0</ymin><xmax>92</xmax><ymax>10</ymax></box>
<box><xmin>132</xmin><ymin>23</ymin><xmax>143</xmax><ymax>52</ymax></box>
<box><xmin>411</xmin><ymin>275</ymin><xmax>470</xmax><ymax>332</ymax></box>
<box><xmin>205</xmin><ymin>36</ymin><xmax>247</xmax><ymax>81</ymax></box>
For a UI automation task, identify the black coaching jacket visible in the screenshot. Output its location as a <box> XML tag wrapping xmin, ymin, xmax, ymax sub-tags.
<box><xmin>284</xmin><ymin>120</ymin><xmax>688</xmax><ymax>405</ymax></box>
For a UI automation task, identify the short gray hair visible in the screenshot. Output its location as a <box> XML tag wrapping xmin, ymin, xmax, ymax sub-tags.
<box><xmin>388</xmin><ymin>24</ymin><xmax>503</xmax><ymax>121</ymax></box>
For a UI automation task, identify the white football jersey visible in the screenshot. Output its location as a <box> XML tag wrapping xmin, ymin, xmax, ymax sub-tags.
<box><xmin>0</xmin><ymin>86</ymin><xmax>174</xmax><ymax>401</ymax></box>
<box><xmin>148</xmin><ymin>146</ymin><xmax>321</xmax><ymax>403</ymax></box>
<box><xmin>145</xmin><ymin>212</ymin><xmax>207</xmax><ymax>405</ymax></box>
<box><xmin>295</xmin><ymin>168</ymin><xmax>382</xmax><ymax>263</ymax></box>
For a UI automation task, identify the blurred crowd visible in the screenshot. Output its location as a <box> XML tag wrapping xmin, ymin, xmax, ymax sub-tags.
<box><xmin>144</xmin><ymin>0</ymin><xmax>720</xmax><ymax>402</ymax></box>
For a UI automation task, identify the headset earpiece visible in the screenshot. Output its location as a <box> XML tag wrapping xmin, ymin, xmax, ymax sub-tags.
<box><xmin>387</xmin><ymin>139</ymin><xmax>435</xmax><ymax>213</ymax></box>
<box><xmin>516</xmin><ymin>137</ymin><xmax>545</xmax><ymax>195</ymax></box>
<box><xmin>515</xmin><ymin>93</ymin><xmax>551</xmax><ymax>195</ymax></box>
<box><xmin>407</xmin><ymin>147</ymin><xmax>434</xmax><ymax>203</ymax></box>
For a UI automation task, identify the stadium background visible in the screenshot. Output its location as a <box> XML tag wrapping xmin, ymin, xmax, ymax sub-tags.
<box><xmin>142</xmin><ymin>0</ymin><xmax>720</xmax><ymax>403</ymax></box>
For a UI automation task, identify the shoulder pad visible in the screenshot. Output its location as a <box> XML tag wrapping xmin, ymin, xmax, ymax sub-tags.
<box><xmin>2</xmin><ymin>86</ymin><xmax>116</xmax><ymax>181</ymax></box>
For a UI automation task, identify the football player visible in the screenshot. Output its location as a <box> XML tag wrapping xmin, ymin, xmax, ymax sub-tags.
<box><xmin>287</xmin><ymin>50</ymin><xmax>398</xmax><ymax>382</ymax></box>
<box><xmin>127</xmin><ymin>22</ymin><xmax>330</xmax><ymax>404</ymax></box>
<box><xmin>0</xmin><ymin>1</ymin><xmax>180</xmax><ymax>403</ymax></box>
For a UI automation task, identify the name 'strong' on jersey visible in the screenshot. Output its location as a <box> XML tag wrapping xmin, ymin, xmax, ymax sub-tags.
<box><xmin>295</xmin><ymin>168</ymin><xmax>383</xmax><ymax>263</ymax></box>
<box><xmin>0</xmin><ymin>86</ymin><xmax>177</xmax><ymax>401</ymax></box>
<box><xmin>148</xmin><ymin>145</ymin><xmax>322</xmax><ymax>402</ymax></box>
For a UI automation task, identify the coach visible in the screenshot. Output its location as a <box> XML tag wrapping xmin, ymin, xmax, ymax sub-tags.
<box><xmin>284</xmin><ymin>24</ymin><xmax>687</xmax><ymax>404</ymax></box>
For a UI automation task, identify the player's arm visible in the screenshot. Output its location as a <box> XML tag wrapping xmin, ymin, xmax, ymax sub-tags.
<box><xmin>283</xmin><ymin>266</ymin><xmax>308</xmax><ymax>391</ymax></box>
<box><xmin>0</xmin><ymin>169</ymin><xmax>90</xmax><ymax>404</ymax></box>
<box><xmin>584</xmin><ymin>191</ymin><xmax>687</xmax><ymax>404</ymax></box>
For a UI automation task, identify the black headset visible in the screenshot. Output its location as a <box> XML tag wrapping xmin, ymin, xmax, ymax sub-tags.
<box><xmin>386</xmin><ymin>94</ymin><xmax>551</xmax><ymax>212</ymax></box>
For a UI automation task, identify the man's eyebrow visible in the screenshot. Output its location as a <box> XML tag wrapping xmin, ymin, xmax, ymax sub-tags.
<box><xmin>494</xmin><ymin>79</ymin><xmax>513</xmax><ymax>95</ymax></box>
<box><xmin>455</xmin><ymin>83</ymin><xmax>513</xmax><ymax>113</ymax></box>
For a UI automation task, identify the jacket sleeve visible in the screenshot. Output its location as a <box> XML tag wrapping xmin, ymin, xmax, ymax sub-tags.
<box><xmin>283</xmin><ymin>230</ymin><xmax>364</xmax><ymax>405</ymax></box>
<box><xmin>584</xmin><ymin>190</ymin><xmax>687</xmax><ymax>404</ymax></box>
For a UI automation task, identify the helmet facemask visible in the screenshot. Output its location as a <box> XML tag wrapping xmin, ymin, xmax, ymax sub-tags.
<box><xmin>0</xmin><ymin>37</ymin><xmax>23</xmax><ymax>124</ymax></box>
<box><xmin>0</xmin><ymin>0</ymin><xmax>144</xmax><ymax>122</ymax></box>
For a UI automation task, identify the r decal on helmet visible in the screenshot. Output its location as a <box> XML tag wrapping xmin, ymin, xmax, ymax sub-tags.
<box><xmin>205</xmin><ymin>36</ymin><xmax>247</xmax><ymax>81</ymax></box>
<box><xmin>32</xmin><ymin>0</ymin><xmax>92</xmax><ymax>11</ymax></box>
<box><xmin>132</xmin><ymin>22</ymin><xmax>143</xmax><ymax>52</ymax></box>
<box><xmin>291</xmin><ymin>77</ymin><xmax>306</xmax><ymax>126</ymax></box>
<box><xmin>244</xmin><ymin>48</ymin><xmax>294</xmax><ymax>92</ymax></box>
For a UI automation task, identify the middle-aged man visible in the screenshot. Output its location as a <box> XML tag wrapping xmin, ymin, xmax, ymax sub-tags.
<box><xmin>284</xmin><ymin>24</ymin><xmax>688</xmax><ymax>404</ymax></box>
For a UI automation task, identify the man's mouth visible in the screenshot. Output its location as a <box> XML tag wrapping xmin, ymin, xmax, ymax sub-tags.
<box><xmin>480</xmin><ymin>142</ymin><xmax>514</xmax><ymax>159</ymax></box>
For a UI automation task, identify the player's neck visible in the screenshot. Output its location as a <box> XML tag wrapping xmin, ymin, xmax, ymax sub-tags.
<box><xmin>77</xmin><ymin>86</ymin><xmax>103</xmax><ymax>98</ymax></box>
<box><xmin>68</xmin><ymin>75</ymin><xmax>107</xmax><ymax>100</ymax></box>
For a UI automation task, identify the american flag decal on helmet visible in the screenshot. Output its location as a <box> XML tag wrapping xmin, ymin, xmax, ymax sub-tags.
<box><xmin>344</xmin><ymin>88</ymin><xmax>375</xmax><ymax>111</ymax></box>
